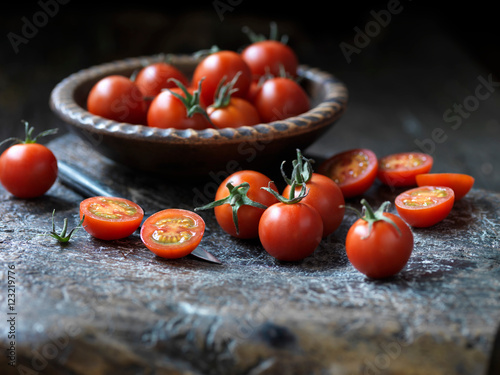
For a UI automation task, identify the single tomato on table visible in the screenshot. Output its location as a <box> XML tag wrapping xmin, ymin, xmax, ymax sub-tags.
<box><xmin>318</xmin><ymin>148</ymin><xmax>378</xmax><ymax>198</ymax></box>
<box><xmin>195</xmin><ymin>170</ymin><xmax>278</xmax><ymax>239</ymax></box>
<box><xmin>377</xmin><ymin>152</ymin><xmax>433</xmax><ymax>187</ymax></box>
<box><xmin>416</xmin><ymin>173</ymin><xmax>474</xmax><ymax>200</ymax></box>
<box><xmin>281</xmin><ymin>149</ymin><xmax>345</xmax><ymax>238</ymax></box>
<box><xmin>140</xmin><ymin>209</ymin><xmax>205</xmax><ymax>259</ymax></box>
<box><xmin>345</xmin><ymin>199</ymin><xmax>413</xmax><ymax>279</ymax></box>
<box><xmin>87</xmin><ymin>75</ymin><xmax>148</xmax><ymax>125</ymax></box>
<box><xmin>0</xmin><ymin>121</ymin><xmax>58</xmax><ymax>199</ymax></box>
<box><xmin>395</xmin><ymin>185</ymin><xmax>455</xmax><ymax>227</ymax></box>
<box><xmin>80</xmin><ymin>196</ymin><xmax>144</xmax><ymax>240</ymax></box>
<box><xmin>259</xmin><ymin>184</ymin><xmax>323</xmax><ymax>262</ymax></box>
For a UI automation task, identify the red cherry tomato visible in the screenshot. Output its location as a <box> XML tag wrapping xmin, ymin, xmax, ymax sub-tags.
<box><xmin>192</xmin><ymin>50</ymin><xmax>252</xmax><ymax>106</ymax></box>
<box><xmin>346</xmin><ymin>200</ymin><xmax>413</xmax><ymax>279</ymax></box>
<box><xmin>147</xmin><ymin>86</ymin><xmax>211</xmax><ymax>130</ymax></box>
<box><xmin>318</xmin><ymin>148</ymin><xmax>378</xmax><ymax>198</ymax></box>
<box><xmin>135</xmin><ymin>62</ymin><xmax>189</xmax><ymax>98</ymax></box>
<box><xmin>259</xmin><ymin>201</ymin><xmax>323</xmax><ymax>262</ymax></box>
<box><xmin>87</xmin><ymin>75</ymin><xmax>147</xmax><ymax>125</ymax></box>
<box><xmin>80</xmin><ymin>196</ymin><xmax>144</xmax><ymax>240</ymax></box>
<box><xmin>253</xmin><ymin>77</ymin><xmax>310</xmax><ymax>122</ymax></box>
<box><xmin>207</xmin><ymin>91</ymin><xmax>261</xmax><ymax>128</ymax></box>
<box><xmin>241</xmin><ymin>39</ymin><xmax>298</xmax><ymax>79</ymax></box>
<box><xmin>0</xmin><ymin>123</ymin><xmax>58</xmax><ymax>199</ymax></box>
<box><xmin>196</xmin><ymin>170</ymin><xmax>278</xmax><ymax>239</ymax></box>
<box><xmin>140</xmin><ymin>209</ymin><xmax>205</xmax><ymax>259</ymax></box>
<box><xmin>395</xmin><ymin>186</ymin><xmax>455</xmax><ymax>227</ymax></box>
<box><xmin>415</xmin><ymin>173</ymin><xmax>474</xmax><ymax>200</ymax></box>
<box><xmin>283</xmin><ymin>173</ymin><xmax>345</xmax><ymax>238</ymax></box>
<box><xmin>377</xmin><ymin>152</ymin><xmax>433</xmax><ymax>187</ymax></box>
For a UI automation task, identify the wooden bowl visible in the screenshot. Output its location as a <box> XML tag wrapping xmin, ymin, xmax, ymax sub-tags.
<box><xmin>49</xmin><ymin>54</ymin><xmax>348</xmax><ymax>178</ymax></box>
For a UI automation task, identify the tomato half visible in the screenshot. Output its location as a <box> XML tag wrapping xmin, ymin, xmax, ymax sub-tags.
<box><xmin>416</xmin><ymin>173</ymin><xmax>474</xmax><ymax>200</ymax></box>
<box><xmin>378</xmin><ymin>152</ymin><xmax>433</xmax><ymax>187</ymax></box>
<box><xmin>346</xmin><ymin>200</ymin><xmax>413</xmax><ymax>279</ymax></box>
<box><xmin>283</xmin><ymin>173</ymin><xmax>345</xmax><ymax>238</ymax></box>
<box><xmin>318</xmin><ymin>148</ymin><xmax>378</xmax><ymax>198</ymax></box>
<box><xmin>395</xmin><ymin>186</ymin><xmax>455</xmax><ymax>227</ymax></box>
<box><xmin>80</xmin><ymin>196</ymin><xmax>144</xmax><ymax>240</ymax></box>
<box><xmin>140</xmin><ymin>209</ymin><xmax>205</xmax><ymax>259</ymax></box>
<box><xmin>258</xmin><ymin>201</ymin><xmax>323</xmax><ymax>262</ymax></box>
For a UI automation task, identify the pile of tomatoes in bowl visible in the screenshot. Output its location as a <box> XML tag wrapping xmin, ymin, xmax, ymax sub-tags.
<box><xmin>86</xmin><ymin>32</ymin><xmax>310</xmax><ymax>130</ymax></box>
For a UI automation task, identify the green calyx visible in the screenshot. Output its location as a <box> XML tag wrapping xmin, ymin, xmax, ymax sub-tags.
<box><xmin>350</xmin><ymin>199</ymin><xmax>402</xmax><ymax>240</ymax></box>
<box><xmin>195</xmin><ymin>182</ymin><xmax>268</xmax><ymax>235</ymax></box>
<box><xmin>242</xmin><ymin>21</ymin><xmax>289</xmax><ymax>44</ymax></box>
<box><xmin>261</xmin><ymin>181</ymin><xmax>308</xmax><ymax>204</ymax></box>
<box><xmin>48</xmin><ymin>210</ymin><xmax>85</xmax><ymax>244</ymax></box>
<box><xmin>281</xmin><ymin>148</ymin><xmax>314</xmax><ymax>186</ymax></box>
<box><xmin>210</xmin><ymin>72</ymin><xmax>242</xmax><ymax>109</ymax></box>
<box><xmin>0</xmin><ymin>120</ymin><xmax>58</xmax><ymax>148</ymax></box>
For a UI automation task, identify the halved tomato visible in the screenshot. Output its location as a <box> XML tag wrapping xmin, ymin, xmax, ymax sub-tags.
<box><xmin>395</xmin><ymin>186</ymin><xmax>454</xmax><ymax>227</ymax></box>
<box><xmin>140</xmin><ymin>209</ymin><xmax>205</xmax><ymax>259</ymax></box>
<box><xmin>416</xmin><ymin>173</ymin><xmax>474</xmax><ymax>200</ymax></box>
<box><xmin>318</xmin><ymin>148</ymin><xmax>378</xmax><ymax>198</ymax></box>
<box><xmin>378</xmin><ymin>152</ymin><xmax>433</xmax><ymax>187</ymax></box>
<box><xmin>80</xmin><ymin>196</ymin><xmax>144</xmax><ymax>240</ymax></box>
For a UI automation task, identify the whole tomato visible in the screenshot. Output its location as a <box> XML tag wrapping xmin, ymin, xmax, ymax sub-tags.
<box><xmin>195</xmin><ymin>170</ymin><xmax>278</xmax><ymax>239</ymax></box>
<box><xmin>87</xmin><ymin>75</ymin><xmax>148</xmax><ymax>125</ymax></box>
<box><xmin>147</xmin><ymin>80</ymin><xmax>212</xmax><ymax>130</ymax></box>
<box><xmin>253</xmin><ymin>77</ymin><xmax>310</xmax><ymax>122</ymax></box>
<box><xmin>192</xmin><ymin>49</ymin><xmax>252</xmax><ymax>106</ymax></box>
<box><xmin>0</xmin><ymin>122</ymin><xmax>58</xmax><ymax>198</ymax></box>
<box><xmin>282</xmin><ymin>150</ymin><xmax>345</xmax><ymax>238</ymax></box>
<box><xmin>345</xmin><ymin>199</ymin><xmax>413</xmax><ymax>279</ymax></box>
<box><xmin>259</xmin><ymin>184</ymin><xmax>323</xmax><ymax>262</ymax></box>
<box><xmin>135</xmin><ymin>61</ymin><xmax>189</xmax><ymax>98</ymax></box>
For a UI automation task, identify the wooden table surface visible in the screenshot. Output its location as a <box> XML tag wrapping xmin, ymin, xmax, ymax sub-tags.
<box><xmin>1</xmin><ymin>3</ymin><xmax>499</xmax><ymax>375</ymax></box>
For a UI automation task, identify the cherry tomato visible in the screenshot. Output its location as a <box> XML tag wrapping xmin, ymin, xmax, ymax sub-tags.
<box><xmin>253</xmin><ymin>77</ymin><xmax>310</xmax><ymax>123</ymax></box>
<box><xmin>0</xmin><ymin>122</ymin><xmax>58</xmax><ymax>199</ymax></box>
<box><xmin>80</xmin><ymin>196</ymin><xmax>144</xmax><ymax>240</ymax></box>
<box><xmin>241</xmin><ymin>39</ymin><xmax>298</xmax><ymax>79</ymax></box>
<box><xmin>135</xmin><ymin>62</ymin><xmax>189</xmax><ymax>98</ymax></box>
<box><xmin>147</xmin><ymin>84</ymin><xmax>211</xmax><ymax>130</ymax></box>
<box><xmin>395</xmin><ymin>186</ymin><xmax>455</xmax><ymax>227</ymax></box>
<box><xmin>378</xmin><ymin>152</ymin><xmax>433</xmax><ymax>187</ymax></box>
<box><xmin>283</xmin><ymin>173</ymin><xmax>345</xmax><ymax>238</ymax></box>
<box><xmin>87</xmin><ymin>75</ymin><xmax>148</xmax><ymax>125</ymax></box>
<box><xmin>192</xmin><ymin>50</ymin><xmax>252</xmax><ymax>106</ymax></box>
<box><xmin>140</xmin><ymin>209</ymin><xmax>205</xmax><ymax>259</ymax></box>
<box><xmin>259</xmin><ymin>201</ymin><xmax>323</xmax><ymax>262</ymax></box>
<box><xmin>196</xmin><ymin>170</ymin><xmax>278</xmax><ymax>239</ymax></box>
<box><xmin>345</xmin><ymin>200</ymin><xmax>413</xmax><ymax>279</ymax></box>
<box><xmin>416</xmin><ymin>173</ymin><xmax>474</xmax><ymax>200</ymax></box>
<box><xmin>318</xmin><ymin>148</ymin><xmax>378</xmax><ymax>198</ymax></box>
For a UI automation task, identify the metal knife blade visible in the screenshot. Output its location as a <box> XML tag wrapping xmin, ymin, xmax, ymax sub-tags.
<box><xmin>57</xmin><ymin>160</ymin><xmax>221</xmax><ymax>264</ymax></box>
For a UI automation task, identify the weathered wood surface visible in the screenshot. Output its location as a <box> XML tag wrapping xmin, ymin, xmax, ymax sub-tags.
<box><xmin>0</xmin><ymin>133</ymin><xmax>499</xmax><ymax>375</ymax></box>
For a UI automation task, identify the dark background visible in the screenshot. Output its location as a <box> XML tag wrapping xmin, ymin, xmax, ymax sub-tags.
<box><xmin>1</xmin><ymin>1</ymin><xmax>499</xmax><ymax>190</ymax></box>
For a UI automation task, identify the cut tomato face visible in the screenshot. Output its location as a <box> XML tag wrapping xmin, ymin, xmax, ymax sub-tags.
<box><xmin>395</xmin><ymin>186</ymin><xmax>454</xmax><ymax>227</ymax></box>
<box><xmin>318</xmin><ymin>148</ymin><xmax>378</xmax><ymax>198</ymax></box>
<box><xmin>80</xmin><ymin>196</ymin><xmax>144</xmax><ymax>240</ymax></box>
<box><xmin>140</xmin><ymin>209</ymin><xmax>205</xmax><ymax>259</ymax></box>
<box><xmin>377</xmin><ymin>152</ymin><xmax>433</xmax><ymax>187</ymax></box>
<box><xmin>416</xmin><ymin>173</ymin><xmax>474</xmax><ymax>200</ymax></box>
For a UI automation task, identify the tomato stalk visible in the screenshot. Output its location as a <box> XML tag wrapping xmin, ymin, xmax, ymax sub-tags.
<box><xmin>347</xmin><ymin>199</ymin><xmax>402</xmax><ymax>239</ymax></box>
<box><xmin>0</xmin><ymin>120</ymin><xmax>58</xmax><ymax>148</ymax></box>
<box><xmin>281</xmin><ymin>148</ymin><xmax>314</xmax><ymax>186</ymax></box>
<box><xmin>210</xmin><ymin>72</ymin><xmax>242</xmax><ymax>109</ymax></box>
<box><xmin>195</xmin><ymin>181</ymin><xmax>268</xmax><ymax>235</ymax></box>
<box><xmin>242</xmin><ymin>21</ymin><xmax>289</xmax><ymax>44</ymax></box>
<box><xmin>48</xmin><ymin>210</ymin><xmax>85</xmax><ymax>244</ymax></box>
<box><xmin>262</xmin><ymin>181</ymin><xmax>308</xmax><ymax>204</ymax></box>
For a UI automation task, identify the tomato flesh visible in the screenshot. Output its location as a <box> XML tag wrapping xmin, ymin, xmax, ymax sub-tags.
<box><xmin>395</xmin><ymin>186</ymin><xmax>455</xmax><ymax>227</ymax></box>
<box><xmin>80</xmin><ymin>196</ymin><xmax>144</xmax><ymax>240</ymax></box>
<box><xmin>416</xmin><ymin>173</ymin><xmax>474</xmax><ymax>200</ymax></box>
<box><xmin>318</xmin><ymin>149</ymin><xmax>378</xmax><ymax>198</ymax></box>
<box><xmin>141</xmin><ymin>209</ymin><xmax>205</xmax><ymax>259</ymax></box>
<box><xmin>378</xmin><ymin>152</ymin><xmax>433</xmax><ymax>187</ymax></box>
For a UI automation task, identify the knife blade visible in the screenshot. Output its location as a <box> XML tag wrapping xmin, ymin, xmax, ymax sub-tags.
<box><xmin>57</xmin><ymin>160</ymin><xmax>221</xmax><ymax>264</ymax></box>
